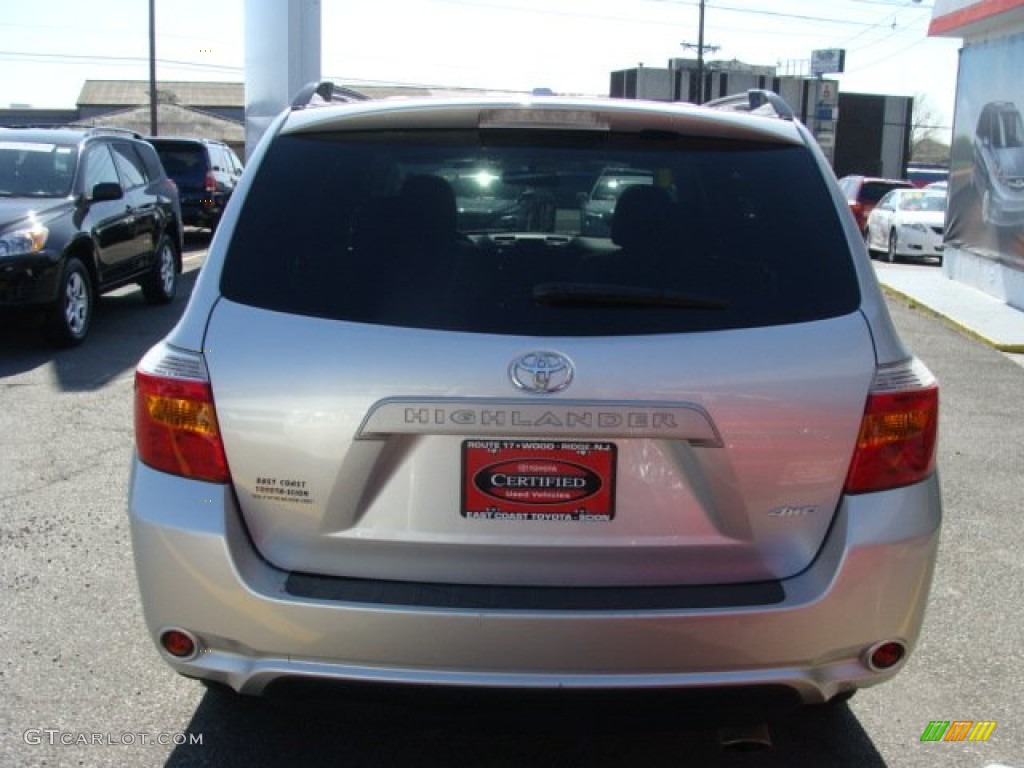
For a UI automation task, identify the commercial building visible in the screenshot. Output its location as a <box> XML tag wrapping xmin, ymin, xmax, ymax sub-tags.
<box><xmin>609</xmin><ymin>58</ymin><xmax>914</xmax><ymax>180</ymax></box>
<box><xmin>0</xmin><ymin>81</ymin><xmax>245</xmax><ymax>156</ymax></box>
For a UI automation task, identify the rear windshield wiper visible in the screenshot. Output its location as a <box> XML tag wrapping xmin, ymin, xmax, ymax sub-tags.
<box><xmin>533</xmin><ymin>282</ymin><xmax>729</xmax><ymax>310</ymax></box>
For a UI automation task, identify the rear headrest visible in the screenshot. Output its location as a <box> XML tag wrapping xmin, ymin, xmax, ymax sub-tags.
<box><xmin>610</xmin><ymin>185</ymin><xmax>674</xmax><ymax>249</ymax></box>
<box><xmin>400</xmin><ymin>174</ymin><xmax>458</xmax><ymax>245</ymax></box>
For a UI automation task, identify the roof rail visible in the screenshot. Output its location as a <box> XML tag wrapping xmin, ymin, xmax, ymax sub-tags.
<box><xmin>291</xmin><ymin>80</ymin><xmax>370</xmax><ymax>109</ymax></box>
<box><xmin>87</xmin><ymin>126</ymin><xmax>146</xmax><ymax>138</ymax></box>
<box><xmin>705</xmin><ymin>89</ymin><xmax>794</xmax><ymax>121</ymax></box>
<box><xmin>58</xmin><ymin>124</ymin><xmax>145</xmax><ymax>138</ymax></box>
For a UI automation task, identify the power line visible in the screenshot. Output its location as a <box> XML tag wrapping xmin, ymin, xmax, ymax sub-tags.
<box><xmin>434</xmin><ymin>0</ymin><xmax>906</xmax><ymax>31</ymax></box>
<box><xmin>640</xmin><ymin>0</ymin><xmax>920</xmax><ymax>28</ymax></box>
<box><xmin>0</xmin><ymin>49</ymin><xmax>242</xmax><ymax>74</ymax></box>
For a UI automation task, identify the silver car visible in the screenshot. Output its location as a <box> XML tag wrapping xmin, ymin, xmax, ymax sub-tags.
<box><xmin>973</xmin><ymin>100</ymin><xmax>1024</xmax><ymax>227</ymax></box>
<box><xmin>129</xmin><ymin>89</ymin><xmax>941</xmax><ymax>706</ymax></box>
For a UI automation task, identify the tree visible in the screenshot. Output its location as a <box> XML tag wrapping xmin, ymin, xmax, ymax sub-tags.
<box><xmin>911</xmin><ymin>92</ymin><xmax>950</xmax><ymax>165</ymax></box>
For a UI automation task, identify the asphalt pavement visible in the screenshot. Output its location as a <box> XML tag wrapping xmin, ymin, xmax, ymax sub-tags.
<box><xmin>874</xmin><ymin>262</ymin><xmax>1024</xmax><ymax>354</ymax></box>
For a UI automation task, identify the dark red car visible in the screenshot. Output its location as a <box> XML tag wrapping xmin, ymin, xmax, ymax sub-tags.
<box><xmin>837</xmin><ymin>175</ymin><xmax>914</xmax><ymax>233</ymax></box>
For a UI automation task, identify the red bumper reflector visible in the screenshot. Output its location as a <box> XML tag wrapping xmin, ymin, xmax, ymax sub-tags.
<box><xmin>160</xmin><ymin>629</ymin><xmax>197</xmax><ymax>659</ymax></box>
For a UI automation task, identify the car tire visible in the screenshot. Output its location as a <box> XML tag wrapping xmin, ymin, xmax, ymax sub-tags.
<box><xmin>141</xmin><ymin>236</ymin><xmax>179</xmax><ymax>305</ymax></box>
<box><xmin>886</xmin><ymin>230</ymin><xmax>898</xmax><ymax>263</ymax></box>
<box><xmin>46</xmin><ymin>256</ymin><xmax>94</xmax><ymax>347</ymax></box>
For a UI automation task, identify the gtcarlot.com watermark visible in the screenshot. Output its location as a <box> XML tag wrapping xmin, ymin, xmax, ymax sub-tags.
<box><xmin>24</xmin><ymin>729</ymin><xmax>202</xmax><ymax>747</ymax></box>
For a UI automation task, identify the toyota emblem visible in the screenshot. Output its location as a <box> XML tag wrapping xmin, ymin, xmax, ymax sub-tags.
<box><xmin>509</xmin><ymin>351</ymin><xmax>574</xmax><ymax>394</ymax></box>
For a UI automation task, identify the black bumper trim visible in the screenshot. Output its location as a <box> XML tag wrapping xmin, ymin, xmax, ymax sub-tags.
<box><xmin>285</xmin><ymin>572</ymin><xmax>784</xmax><ymax>611</ymax></box>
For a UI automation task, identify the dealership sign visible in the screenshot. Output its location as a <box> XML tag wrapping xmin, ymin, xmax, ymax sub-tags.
<box><xmin>811</xmin><ymin>49</ymin><xmax>846</xmax><ymax>76</ymax></box>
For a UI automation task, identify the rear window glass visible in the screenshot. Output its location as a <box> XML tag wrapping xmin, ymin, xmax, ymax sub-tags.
<box><xmin>221</xmin><ymin>130</ymin><xmax>859</xmax><ymax>336</ymax></box>
<box><xmin>861</xmin><ymin>181</ymin><xmax>910</xmax><ymax>204</ymax></box>
<box><xmin>151</xmin><ymin>143</ymin><xmax>207</xmax><ymax>184</ymax></box>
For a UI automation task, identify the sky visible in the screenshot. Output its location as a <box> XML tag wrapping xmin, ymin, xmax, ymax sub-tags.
<box><xmin>0</xmin><ymin>0</ymin><xmax>963</xmax><ymax>140</ymax></box>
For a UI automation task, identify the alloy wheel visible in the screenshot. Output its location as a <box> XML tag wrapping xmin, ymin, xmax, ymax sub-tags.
<box><xmin>64</xmin><ymin>270</ymin><xmax>89</xmax><ymax>336</ymax></box>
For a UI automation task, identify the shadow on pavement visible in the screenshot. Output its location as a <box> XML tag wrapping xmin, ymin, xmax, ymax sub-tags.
<box><xmin>165</xmin><ymin>685</ymin><xmax>887</xmax><ymax>768</ymax></box>
<box><xmin>0</xmin><ymin>269</ymin><xmax>199</xmax><ymax>391</ymax></box>
<box><xmin>183</xmin><ymin>229</ymin><xmax>212</xmax><ymax>254</ymax></box>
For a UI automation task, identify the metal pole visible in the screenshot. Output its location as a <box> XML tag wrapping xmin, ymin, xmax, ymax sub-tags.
<box><xmin>696</xmin><ymin>0</ymin><xmax>706</xmax><ymax>104</ymax></box>
<box><xmin>149</xmin><ymin>0</ymin><xmax>157</xmax><ymax>135</ymax></box>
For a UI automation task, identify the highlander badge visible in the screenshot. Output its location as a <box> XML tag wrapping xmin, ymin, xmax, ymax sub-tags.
<box><xmin>509</xmin><ymin>351</ymin><xmax>574</xmax><ymax>394</ymax></box>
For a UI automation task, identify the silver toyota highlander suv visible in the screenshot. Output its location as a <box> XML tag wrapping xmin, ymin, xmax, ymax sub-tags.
<box><xmin>128</xmin><ymin>87</ymin><xmax>941</xmax><ymax>707</ymax></box>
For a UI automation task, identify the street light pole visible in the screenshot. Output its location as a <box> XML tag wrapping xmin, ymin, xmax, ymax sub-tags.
<box><xmin>149</xmin><ymin>0</ymin><xmax>157</xmax><ymax>135</ymax></box>
<box><xmin>696</xmin><ymin>0</ymin><xmax>706</xmax><ymax>104</ymax></box>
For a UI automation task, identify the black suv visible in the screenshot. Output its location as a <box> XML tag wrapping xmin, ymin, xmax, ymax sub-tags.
<box><xmin>0</xmin><ymin>127</ymin><xmax>183</xmax><ymax>346</ymax></box>
<box><xmin>146</xmin><ymin>137</ymin><xmax>243</xmax><ymax>232</ymax></box>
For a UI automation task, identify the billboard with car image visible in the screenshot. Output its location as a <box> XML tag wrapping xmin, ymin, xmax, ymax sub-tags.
<box><xmin>946</xmin><ymin>32</ymin><xmax>1024</xmax><ymax>267</ymax></box>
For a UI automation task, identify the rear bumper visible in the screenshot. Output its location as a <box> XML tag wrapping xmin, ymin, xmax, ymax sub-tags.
<box><xmin>127</xmin><ymin>458</ymin><xmax>941</xmax><ymax>703</ymax></box>
<box><xmin>178</xmin><ymin>194</ymin><xmax>225</xmax><ymax>228</ymax></box>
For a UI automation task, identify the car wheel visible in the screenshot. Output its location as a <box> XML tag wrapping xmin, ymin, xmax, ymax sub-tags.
<box><xmin>886</xmin><ymin>230</ymin><xmax>898</xmax><ymax>263</ymax></box>
<box><xmin>46</xmin><ymin>256</ymin><xmax>93</xmax><ymax>347</ymax></box>
<box><xmin>141</xmin><ymin>236</ymin><xmax>179</xmax><ymax>305</ymax></box>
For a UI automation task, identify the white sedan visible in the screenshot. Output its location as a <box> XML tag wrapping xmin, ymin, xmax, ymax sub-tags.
<box><xmin>865</xmin><ymin>188</ymin><xmax>947</xmax><ymax>264</ymax></box>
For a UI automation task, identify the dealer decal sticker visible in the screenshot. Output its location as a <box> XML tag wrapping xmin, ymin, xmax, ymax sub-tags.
<box><xmin>251</xmin><ymin>476</ymin><xmax>314</xmax><ymax>505</ymax></box>
<box><xmin>462</xmin><ymin>439</ymin><xmax>616</xmax><ymax>521</ymax></box>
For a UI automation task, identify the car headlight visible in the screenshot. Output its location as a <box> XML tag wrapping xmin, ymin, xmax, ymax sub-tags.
<box><xmin>906</xmin><ymin>222</ymin><xmax>929</xmax><ymax>233</ymax></box>
<box><xmin>0</xmin><ymin>224</ymin><xmax>49</xmax><ymax>258</ymax></box>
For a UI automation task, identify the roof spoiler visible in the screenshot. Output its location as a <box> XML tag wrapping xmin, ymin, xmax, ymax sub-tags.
<box><xmin>705</xmin><ymin>89</ymin><xmax>794</xmax><ymax>121</ymax></box>
<box><xmin>291</xmin><ymin>81</ymin><xmax>370</xmax><ymax>109</ymax></box>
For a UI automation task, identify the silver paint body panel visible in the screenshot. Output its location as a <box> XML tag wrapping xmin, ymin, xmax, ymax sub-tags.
<box><xmin>202</xmin><ymin>299</ymin><xmax>874</xmax><ymax>587</ymax></box>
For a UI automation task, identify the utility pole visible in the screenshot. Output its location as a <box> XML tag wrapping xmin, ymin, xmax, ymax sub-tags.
<box><xmin>149</xmin><ymin>0</ymin><xmax>157</xmax><ymax>135</ymax></box>
<box><xmin>680</xmin><ymin>0</ymin><xmax>719</xmax><ymax>104</ymax></box>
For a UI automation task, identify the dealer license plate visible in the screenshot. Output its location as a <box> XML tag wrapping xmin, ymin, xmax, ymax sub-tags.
<box><xmin>461</xmin><ymin>439</ymin><xmax>616</xmax><ymax>521</ymax></box>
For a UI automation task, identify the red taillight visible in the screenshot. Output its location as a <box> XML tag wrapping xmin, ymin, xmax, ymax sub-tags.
<box><xmin>134</xmin><ymin>347</ymin><xmax>229</xmax><ymax>483</ymax></box>
<box><xmin>845</xmin><ymin>360</ymin><xmax>938</xmax><ymax>494</ymax></box>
